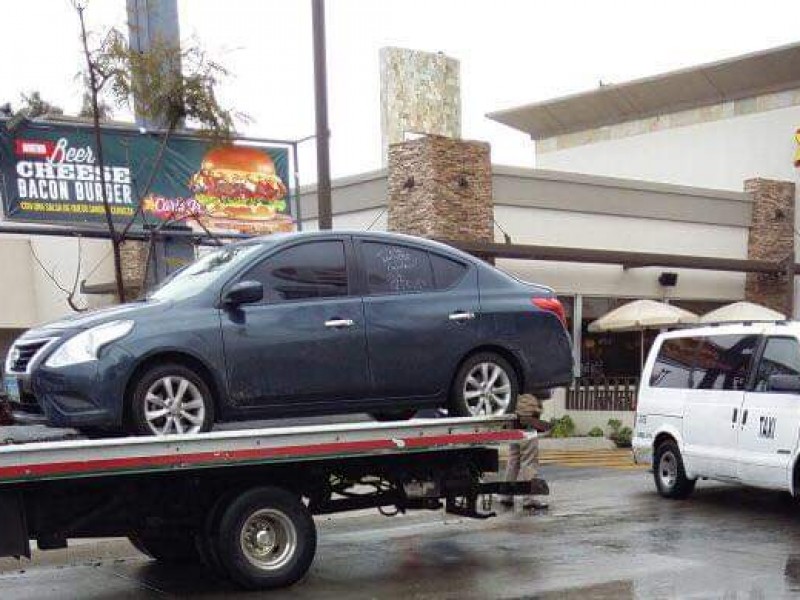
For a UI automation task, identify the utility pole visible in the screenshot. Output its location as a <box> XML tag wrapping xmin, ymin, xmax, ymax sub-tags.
<box><xmin>312</xmin><ymin>0</ymin><xmax>332</xmax><ymax>230</ymax></box>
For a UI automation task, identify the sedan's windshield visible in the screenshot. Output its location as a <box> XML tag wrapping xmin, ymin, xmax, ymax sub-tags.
<box><xmin>149</xmin><ymin>243</ymin><xmax>264</xmax><ymax>302</ymax></box>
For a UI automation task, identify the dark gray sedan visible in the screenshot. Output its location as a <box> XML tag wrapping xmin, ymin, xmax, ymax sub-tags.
<box><xmin>4</xmin><ymin>231</ymin><xmax>573</xmax><ymax>435</ymax></box>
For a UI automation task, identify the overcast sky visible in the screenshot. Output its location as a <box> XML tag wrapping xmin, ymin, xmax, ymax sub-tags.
<box><xmin>3</xmin><ymin>0</ymin><xmax>800</xmax><ymax>184</ymax></box>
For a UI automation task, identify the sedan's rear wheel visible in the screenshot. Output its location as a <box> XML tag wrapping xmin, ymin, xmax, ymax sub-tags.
<box><xmin>129</xmin><ymin>363</ymin><xmax>214</xmax><ymax>436</ymax></box>
<box><xmin>449</xmin><ymin>353</ymin><xmax>519</xmax><ymax>417</ymax></box>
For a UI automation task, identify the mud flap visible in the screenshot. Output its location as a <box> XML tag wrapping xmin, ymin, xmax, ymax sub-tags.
<box><xmin>0</xmin><ymin>492</ymin><xmax>30</xmax><ymax>559</ymax></box>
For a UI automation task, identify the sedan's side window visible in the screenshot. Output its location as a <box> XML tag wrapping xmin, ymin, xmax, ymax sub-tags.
<box><xmin>754</xmin><ymin>337</ymin><xmax>800</xmax><ymax>392</ymax></box>
<box><xmin>361</xmin><ymin>242</ymin><xmax>434</xmax><ymax>295</ymax></box>
<box><xmin>430</xmin><ymin>253</ymin><xmax>468</xmax><ymax>290</ymax></box>
<box><xmin>243</xmin><ymin>241</ymin><xmax>348</xmax><ymax>302</ymax></box>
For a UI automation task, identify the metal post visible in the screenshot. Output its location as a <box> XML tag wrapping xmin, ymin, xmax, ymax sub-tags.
<box><xmin>312</xmin><ymin>0</ymin><xmax>332</xmax><ymax>230</ymax></box>
<box><xmin>291</xmin><ymin>142</ymin><xmax>303</xmax><ymax>231</ymax></box>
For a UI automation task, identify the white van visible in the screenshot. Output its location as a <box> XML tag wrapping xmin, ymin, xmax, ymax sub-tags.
<box><xmin>634</xmin><ymin>322</ymin><xmax>800</xmax><ymax>499</ymax></box>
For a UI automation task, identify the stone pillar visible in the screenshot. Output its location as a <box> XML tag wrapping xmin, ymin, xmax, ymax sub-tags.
<box><xmin>744</xmin><ymin>178</ymin><xmax>796</xmax><ymax>316</ymax></box>
<box><xmin>387</xmin><ymin>135</ymin><xmax>492</xmax><ymax>243</ymax></box>
<box><xmin>380</xmin><ymin>48</ymin><xmax>461</xmax><ymax>163</ymax></box>
<box><xmin>119</xmin><ymin>239</ymin><xmax>150</xmax><ymax>300</ymax></box>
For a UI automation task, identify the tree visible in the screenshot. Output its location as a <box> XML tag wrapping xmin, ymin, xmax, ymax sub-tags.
<box><xmin>1</xmin><ymin>91</ymin><xmax>64</xmax><ymax>119</ymax></box>
<box><xmin>73</xmin><ymin>1</ymin><xmax>244</xmax><ymax>302</ymax></box>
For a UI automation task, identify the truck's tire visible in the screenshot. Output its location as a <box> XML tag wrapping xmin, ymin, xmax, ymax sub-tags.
<box><xmin>449</xmin><ymin>352</ymin><xmax>519</xmax><ymax>417</ymax></box>
<box><xmin>370</xmin><ymin>410</ymin><xmax>416</xmax><ymax>422</ymax></box>
<box><xmin>217</xmin><ymin>486</ymin><xmax>317</xmax><ymax>590</ymax></box>
<box><xmin>195</xmin><ymin>490</ymin><xmax>240</xmax><ymax>578</ymax></box>
<box><xmin>129</xmin><ymin>531</ymin><xmax>200</xmax><ymax>564</ymax></box>
<box><xmin>128</xmin><ymin>363</ymin><xmax>214</xmax><ymax>436</ymax></box>
<box><xmin>653</xmin><ymin>440</ymin><xmax>696</xmax><ymax>499</ymax></box>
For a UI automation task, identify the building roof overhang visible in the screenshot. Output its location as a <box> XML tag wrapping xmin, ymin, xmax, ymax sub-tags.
<box><xmin>487</xmin><ymin>41</ymin><xmax>800</xmax><ymax>140</ymax></box>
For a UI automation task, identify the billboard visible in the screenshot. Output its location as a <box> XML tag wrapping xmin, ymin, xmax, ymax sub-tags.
<box><xmin>0</xmin><ymin>120</ymin><xmax>293</xmax><ymax>234</ymax></box>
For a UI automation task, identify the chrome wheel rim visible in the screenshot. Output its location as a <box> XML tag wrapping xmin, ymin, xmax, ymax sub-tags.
<box><xmin>240</xmin><ymin>508</ymin><xmax>297</xmax><ymax>571</ymax></box>
<box><xmin>143</xmin><ymin>376</ymin><xmax>205</xmax><ymax>435</ymax></box>
<box><xmin>658</xmin><ymin>451</ymin><xmax>678</xmax><ymax>490</ymax></box>
<box><xmin>463</xmin><ymin>362</ymin><xmax>512</xmax><ymax>416</ymax></box>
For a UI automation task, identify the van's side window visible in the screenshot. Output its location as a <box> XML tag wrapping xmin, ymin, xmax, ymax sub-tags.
<box><xmin>649</xmin><ymin>337</ymin><xmax>699</xmax><ymax>388</ymax></box>
<box><xmin>693</xmin><ymin>335</ymin><xmax>759</xmax><ymax>391</ymax></box>
<box><xmin>753</xmin><ymin>337</ymin><xmax>800</xmax><ymax>392</ymax></box>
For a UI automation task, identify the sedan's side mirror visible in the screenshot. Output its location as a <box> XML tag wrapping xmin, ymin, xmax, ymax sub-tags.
<box><xmin>222</xmin><ymin>281</ymin><xmax>264</xmax><ymax>307</ymax></box>
<box><xmin>768</xmin><ymin>374</ymin><xmax>800</xmax><ymax>393</ymax></box>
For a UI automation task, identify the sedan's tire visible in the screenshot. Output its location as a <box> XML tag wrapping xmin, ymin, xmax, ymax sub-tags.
<box><xmin>128</xmin><ymin>363</ymin><xmax>214</xmax><ymax>436</ymax></box>
<box><xmin>129</xmin><ymin>531</ymin><xmax>200</xmax><ymax>564</ymax></box>
<box><xmin>449</xmin><ymin>352</ymin><xmax>519</xmax><ymax>417</ymax></box>
<box><xmin>217</xmin><ymin>486</ymin><xmax>317</xmax><ymax>590</ymax></box>
<box><xmin>653</xmin><ymin>440</ymin><xmax>696</xmax><ymax>499</ymax></box>
<box><xmin>370</xmin><ymin>410</ymin><xmax>416</xmax><ymax>422</ymax></box>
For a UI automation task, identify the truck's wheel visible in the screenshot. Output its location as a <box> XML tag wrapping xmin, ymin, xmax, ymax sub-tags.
<box><xmin>370</xmin><ymin>410</ymin><xmax>416</xmax><ymax>422</ymax></box>
<box><xmin>654</xmin><ymin>440</ymin><xmax>696</xmax><ymax>499</ymax></box>
<box><xmin>128</xmin><ymin>363</ymin><xmax>214</xmax><ymax>436</ymax></box>
<box><xmin>217</xmin><ymin>486</ymin><xmax>317</xmax><ymax>590</ymax></box>
<box><xmin>195</xmin><ymin>491</ymin><xmax>240</xmax><ymax>578</ymax></box>
<box><xmin>129</xmin><ymin>531</ymin><xmax>199</xmax><ymax>564</ymax></box>
<box><xmin>449</xmin><ymin>352</ymin><xmax>519</xmax><ymax>417</ymax></box>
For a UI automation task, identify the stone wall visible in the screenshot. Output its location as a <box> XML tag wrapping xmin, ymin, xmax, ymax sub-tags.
<box><xmin>744</xmin><ymin>178</ymin><xmax>796</xmax><ymax>316</ymax></box>
<box><xmin>380</xmin><ymin>48</ymin><xmax>461</xmax><ymax>162</ymax></box>
<box><xmin>387</xmin><ymin>135</ymin><xmax>492</xmax><ymax>243</ymax></box>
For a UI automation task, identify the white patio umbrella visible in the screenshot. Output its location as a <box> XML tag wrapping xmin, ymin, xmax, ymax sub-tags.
<box><xmin>588</xmin><ymin>300</ymin><xmax>699</xmax><ymax>369</ymax></box>
<box><xmin>699</xmin><ymin>301</ymin><xmax>785</xmax><ymax>324</ymax></box>
<box><xmin>588</xmin><ymin>299</ymin><xmax>699</xmax><ymax>333</ymax></box>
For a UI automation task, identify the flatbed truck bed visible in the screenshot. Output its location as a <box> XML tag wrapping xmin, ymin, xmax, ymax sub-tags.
<box><xmin>0</xmin><ymin>416</ymin><xmax>539</xmax><ymax>590</ymax></box>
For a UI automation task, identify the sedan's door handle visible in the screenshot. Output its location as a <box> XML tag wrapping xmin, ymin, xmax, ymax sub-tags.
<box><xmin>325</xmin><ymin>319</ymin><xmax>354</xmax><ymax>328</ymax></box>
<box><xmin>449</xmin><ymin>311</ymin><xmax>475</xmax><ymax>322</ymax></box>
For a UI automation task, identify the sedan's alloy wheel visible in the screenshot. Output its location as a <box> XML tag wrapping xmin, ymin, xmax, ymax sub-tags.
<box><xmin>144</xmin><ymin>376</ymin><xmax>206</xmax><ymax>435</ymax></box>
<box><xmin>463</xmin><ymin>362</ymin><xmax>512</xmax><ymax>416</ymax></box>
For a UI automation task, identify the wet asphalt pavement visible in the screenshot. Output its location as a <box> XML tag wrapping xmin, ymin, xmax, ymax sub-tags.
<box><xmin>3</xmin><ymin>464</ymin><xmax>800</xmax><ymax>599</ymax></box>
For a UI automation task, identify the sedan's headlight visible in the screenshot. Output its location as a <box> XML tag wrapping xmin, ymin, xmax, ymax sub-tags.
<box><xmin>45</xmin><ymin>320</ymin><xmax>134</xmax><ymax>368</ymax></box>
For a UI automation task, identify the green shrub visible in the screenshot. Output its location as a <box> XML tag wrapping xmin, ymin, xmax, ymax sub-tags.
<box><xmin>609</xmin><ymin>423</ymin><xmax>633</xmax><ymax>448</ymax></box>
<box><xmin>587</xmin><ymin>426</ymin><xmax>604</xmax><ymax>438</ymax></box>
<box><xmin>549</xmin><ymin>415</ymin><xmax>576</xmax><ymax>438</ymax></box>
<box><xmin>607</xmin><ymin>419</ymin><xmax>622</xmax><ymax>434</ymax></box>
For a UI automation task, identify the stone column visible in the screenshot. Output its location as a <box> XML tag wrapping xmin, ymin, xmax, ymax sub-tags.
<box><xmin>119</xmin><ymin>239</ymin><xmax>150</xmax><ymax>300</ymax></box>
<box><xmin>744</xmin><ymin>178</ymin><xmax>796</xmax><ymax>317</ymax></box>
<box><xmin>387</xmin><ymin>135</ymin><xmax>492</xmax><ymax>244</ymax></box>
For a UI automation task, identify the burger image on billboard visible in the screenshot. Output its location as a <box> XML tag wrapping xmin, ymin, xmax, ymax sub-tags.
<box><xmin>189</xmin><ymin>146</ymin><xmax>293</xmax><ymax>233</ymax></box>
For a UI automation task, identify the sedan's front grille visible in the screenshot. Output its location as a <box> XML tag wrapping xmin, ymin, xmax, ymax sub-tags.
<box><xmin>6</xmin><ymin>339</ymin><xmax>56</xmax><ymax>374</ymax></box>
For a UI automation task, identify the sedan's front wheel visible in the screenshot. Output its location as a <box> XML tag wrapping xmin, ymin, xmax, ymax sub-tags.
<box><xmin>449</xmin><ymin>352</ymin><xmax>519</xmax><ymax>417</ymax></box>
<box><xmin>129</xmin><ymin>363</ymin><xmax>214</xmax><ymax>436</ymax></box>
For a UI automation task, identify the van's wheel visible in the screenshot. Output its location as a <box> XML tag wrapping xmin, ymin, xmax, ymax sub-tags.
<box><xmin>370</xmin><ymin>410</ymin><xmax>416</xmax><ymax>422</ymax></box>
<box><xmin>217</xmin><ymin>486</ymin><xmax>317</xmax><ymax>590</ymax></box>
<box><xmin>129</xmin><ymin>531</ymin><xmax>200</xmax><ymax>564</ymax></box>
<box><xmin>449</xmin><ymin>352</ymin><xmax>519</xmax><ymax>417</ymax></box>
<box><xmin>128</xmin><ymin>363</ymin><xmax>214</xmax><ymax>436</ymax></box>
<box><xmin>654</xmin><ymin>440</ymin><xmax>696</xmax><ymax>499</ymax></box>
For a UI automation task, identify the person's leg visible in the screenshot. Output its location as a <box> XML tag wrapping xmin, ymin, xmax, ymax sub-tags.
<box><xmin>519</xmin><ymin>437</ymin><xmax>548</xmax><ymax>509</ymax></box>
<box><xmin>499</xmin><ymin>443</ymin><xmax>521</xmax><ymax>506</ymax></box>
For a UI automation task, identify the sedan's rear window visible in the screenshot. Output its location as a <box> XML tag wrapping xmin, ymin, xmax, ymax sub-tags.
<box><xmin>430</xmin><ymin>253</ymin><xmax>468</xmax><ymax>290</ymax></box>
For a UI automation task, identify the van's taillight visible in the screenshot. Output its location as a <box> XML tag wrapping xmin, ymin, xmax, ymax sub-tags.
<box><xmin>532</xmin><ymin>297</ymin><xmax>566</xmax><ymax>327</ymax></box>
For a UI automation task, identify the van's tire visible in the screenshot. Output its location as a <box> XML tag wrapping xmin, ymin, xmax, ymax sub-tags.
<box><xmin>217</xmin><ymin>486</ymin><xmax>317</xmax><ymax>590</ymax></box>
<box><xmin>129</xmin><ymin>531</ymin><xmax>200</xmax><ymax>564</ymax></box>
<box><xmin>128</xmin><ymin>363</ymin><xmax>214</xmax><ymax>436</ymax></box>
<box><xmin>370</xmin><ymin>410</ymin><xmax>416</xmax><ymax>422</ymax></box>
<box><xmin>653</xmin><ymin>440</ymin><xmax>696</xmax><ymax>499</ymax></box>
<box><xmin>449</xmin><ymin>352</ymin><xmax>519</xmax><ymax>417</ymax></box>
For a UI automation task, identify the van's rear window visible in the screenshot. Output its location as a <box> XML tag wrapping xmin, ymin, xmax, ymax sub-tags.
<box><xmin>649</xmin><ymin>338</ymin><xmax>700</xmax><ymax>388</ymax></box>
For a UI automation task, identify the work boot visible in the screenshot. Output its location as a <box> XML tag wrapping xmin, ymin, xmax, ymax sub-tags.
<box><xmin>523</xmin><ymin>498</ymin><xmax>549</xmax><ymax>510</ymax></box>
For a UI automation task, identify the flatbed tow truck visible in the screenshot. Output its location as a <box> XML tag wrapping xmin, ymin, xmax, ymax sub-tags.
<box><xmin>0</xmin><ymin>416</ymin><xmax>541</xmax><ymax>590</ymax></box>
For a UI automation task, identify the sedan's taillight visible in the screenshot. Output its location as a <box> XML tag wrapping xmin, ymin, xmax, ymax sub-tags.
<box><xmin>532</xmin><ymin>297</ymin><xmax>566</xmax><ymax>327</ymax></box>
